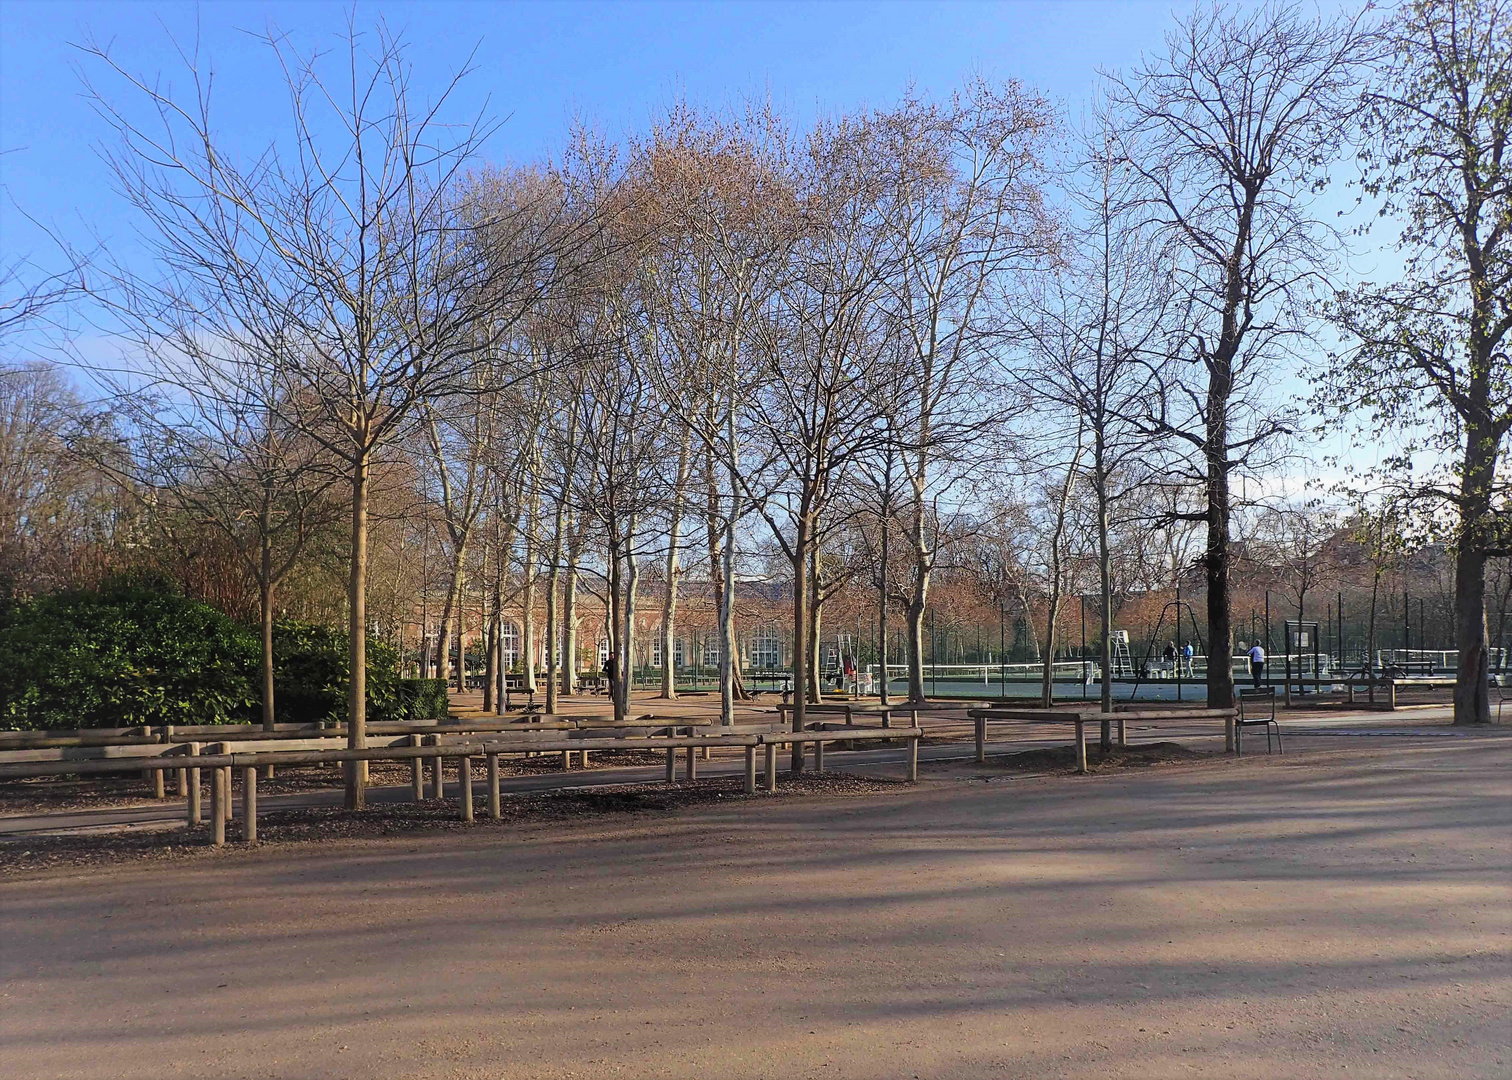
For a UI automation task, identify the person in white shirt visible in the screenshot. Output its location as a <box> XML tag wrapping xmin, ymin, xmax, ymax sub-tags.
<box><xmin>1248</xmin><ymin>642</ymin><xmax>1266</xmax><ymax>689</ymax></box>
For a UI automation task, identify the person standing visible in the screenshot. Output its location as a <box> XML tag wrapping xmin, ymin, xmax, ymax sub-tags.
<box><xmin>1248</xmin><ymin>641</ymin><xmax>1266</xmax><ymax>689</ymax></box>
<box><xmin>602</xmin><ymin>653</ymin><xmax>618</xmax><ymax>700</ymax></box>
<box><xmin>1182</xmin><ymin>641</ymin><xmax>1194</xmax><ymax>677</ymax></box>
<box><xmin>1163</xmin><ymin>641</ymin><xmax>1177</xmax><ymax>677</ymax></box>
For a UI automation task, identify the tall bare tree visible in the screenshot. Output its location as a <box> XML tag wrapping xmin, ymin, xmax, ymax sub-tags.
<box><xmin>1109</xmin><ymin>1</ymin><xmax>1373</xmax><ymax>711</ymax></box>
<box><xmin>81</xmin><ymin>26</ymin><xmax>579</xmax><ymax>806</ymax></box>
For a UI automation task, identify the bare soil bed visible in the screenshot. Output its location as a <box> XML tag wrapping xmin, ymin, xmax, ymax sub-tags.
<box><xmin>0</xmin><ymin>771</ymin><xmax>900</xmax><ymax>877</ymax></box>
<box><xmin>983</xmin><ymin>740</ymin><xmax>1215</xmax><ymax>773</ymax></box>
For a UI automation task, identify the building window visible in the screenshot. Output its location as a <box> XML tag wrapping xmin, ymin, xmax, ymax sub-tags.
<box><xmin>501</xmin><ymin>622</ymin><xmax>521</xmax><ymax>669</ymax></box>
<box><xmin>751</xmin><ymin>626</ymin><xmax>780</xmax><ymax>669</ymax></box>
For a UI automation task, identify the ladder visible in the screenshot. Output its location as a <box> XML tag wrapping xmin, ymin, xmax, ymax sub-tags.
<box><xmin>1110</xmin><ymin>630</ymin><xmax>1134</xmax><ymax>678</ymax></box>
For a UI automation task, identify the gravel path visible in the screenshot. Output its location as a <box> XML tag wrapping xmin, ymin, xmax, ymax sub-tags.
<box><xmin>0</xmin><ymin>735</ymin><xmax>1506</xmax><ymax>1079</ymax></box>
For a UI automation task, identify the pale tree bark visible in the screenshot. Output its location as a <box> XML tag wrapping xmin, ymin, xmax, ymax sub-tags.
<box><xmin>660</xmin><ymin>428</ymin><xmax>692</xmax><ymax>699</ymax></box>
<box><xmin>1040</xmin><ymin>434</ymin><xmax>1084</xmax><ymax>707</ymax></box>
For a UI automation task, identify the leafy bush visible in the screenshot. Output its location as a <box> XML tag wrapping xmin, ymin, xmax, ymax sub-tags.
<box><xmin>0</xmin><ymin>575</ymin><xmax>415</xmax><ymax>731</ymax></box>
<box><xmin>0</xmin><ymin>577</ymin><xmax>259</xmax><ymax>730</ymax></box>
<box><xmin>391</xmin><ymin>678</ymin><xmax>449</xmax><ymax>722</ymax></box>
<box><xmin>273</xmin><ymin>620</ymin><xmax>402</xmax><ymax>726</ymax></box>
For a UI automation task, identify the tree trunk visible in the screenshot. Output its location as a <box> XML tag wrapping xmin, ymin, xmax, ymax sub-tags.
<box><xmin>522</xmin><ymin>478</ymin><xmax>540</xmax><ymax>695</ymax></box>
<box><xmin>1452</xmin><ymin>406</ymin><xmax>1496</xmax><ymax>723</ymax></box>
<box><xmin>1205</xmin><ymin>380</ymin><xmax>1235</xmax><ymax>713</ymax></box>
<box><xmin>433</xmin><ymin>547</ymin><xmax>467</xmax><ymax>692</ymax></box>
<box><xmin>345</xmin><ymin>454</ymin><xmax>369</xmax><ymax>810</ymax></box>
<box><xmin>259</xmin><ymin>544</ymin><xmax>276</xmax><ymax>733</ymax></box>
<box><xmin>563</xmin><ymin>527</ymin><xmax>581</xmax><ymax>695</ymax></box>
<box><xmin>1095</xmin><ymin>447</ymin><xmax>1114</xmax><ymax>713</ymax></box>
<box><xmin>622</xmin><ymin>516</ymin><xmax>640</xmax><ymax>722</ymax></box>
<box><xmin>877</xmin><ymin>515</ymin><xmax>890</xmax><ymax>706</ymax></box>
<box><xmin>662</xmin><ymin>430</ymin><xmax>691</xmax><ymax>699</ymax></box>
<box><xmin>718</xmin><ymin>505</ymin><xmax>741</xmax><ymax>721</ymax></box>
<box><xmin>789</xmin><ymin>513</ymin><xmax>811</xmax><ymax>772</ymax></box>
<box><xmin>807</xmin><ymin>550</ymin><xmax>824</xmax><ymax>705</ymax></box>
<box><xmin>484</xmin><ymin>605</ymin><xmax>498</xmax><ymax>713</ymax></box>
<box><xmin>545</xmin><ymin>508</ymin><xmax>563</xmax><ymax>714</ymax></box>
<box><xmin>905</xmin><ymin>589</ymin><xmax>927</xmax><ymax>704</ymax></box>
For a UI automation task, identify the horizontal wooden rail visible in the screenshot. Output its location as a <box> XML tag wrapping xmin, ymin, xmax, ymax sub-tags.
<box><xmin>3</xmin><ymin>727</ymin><xmax>926</xmax><ymax>848</ymax></box>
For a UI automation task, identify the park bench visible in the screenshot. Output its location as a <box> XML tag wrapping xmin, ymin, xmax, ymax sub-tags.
<box><xmin>775</xmin><ymin>703</ymin><xmax>854</xmax><ymax>729</ymax></box>
<box><xmin>966</xmin><ymin>707</ymin><xmax>1238</xmax><ymax>773</ymax></box>
<box><xmin>1235</xmin><ymin>689</ymin><xmax>1282</xmax><ymax>755</ymax></box>
<box><xmin>752</xmin><ymin>727</ymin><xmax>923</xmax><ymax>792</ymax></box>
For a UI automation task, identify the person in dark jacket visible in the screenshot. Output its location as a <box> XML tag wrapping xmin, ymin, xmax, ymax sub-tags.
<box><xmin>602</xmin><ymin>654</ymin><xmax>618</xmax><ymax>698</ymax></box>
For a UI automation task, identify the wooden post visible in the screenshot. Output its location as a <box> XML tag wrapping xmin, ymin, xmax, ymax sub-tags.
<box><xmin>152</xmin><ymin>767</ymin><xmax>165</xmax><ymax>800</ymax></box>
<box><xmin>459</xmin><ymin>756</ymin><xmax>474</xmax><ymax>822</ymax></box>
<box><xmin>1074</xmin><ymin>720</ymin><xmax>1087</xmax><ymax>775</ymax></box>
<box><xmin>907</xmin><ymin>733</ymin><xmax>918</xmax><ymax>782</ymax></box>
<box><xmin>410</xmin><ymin>735</ymin><xmax>424</xmax><ymax>801</ymax></box>
<box><xmin>764</xmin><ymin>743</ymin><xmax>778</xmax><ymax>792</ymax></box>
<box><xmin>487</xmin><ymin>753</ymin><xmax>501</xmax><ymax>820</ymax></box>
<box><xmin>1116</xmin><ymin>714</ymin><xmax>1126</xmax><ymax>748</ymax></box>
<box><xmin>561</xmin><ymin>749</ymin><xmax>572</xmax><ymax>770</ymax></box>
<box><xmin>429</xmin><ymin>737</ymin><xmax>444</xmax><ymax>799</ymax></box>
<box><xmin>580</xmin><ymin>749</ymin><xmax>589</xmax><ymax>767</ymax></box>
<box><xmin>744</xmin><ymin>745</ymin><xmax>756</xmax><ymax>794</ymax></box>
<box><xmin>975</xmin><ymin>717</ymin><xmax>986</xmax><ymax>763</ymax></box>
<box><xmin>210</xmin><ymin>766</ymin><xmax>226</xmax><ymax>846</ymax></box>
<box><xmin>187</xmin><ymin>743</ymin><xmax>202</xmax><ymax>826</ymax></box>
<box><xmin>1387</xmin><ymin>680</ymin><xmax>1397</xmax><ymax>710</ymax></box>
<box><xmin>241</xmin><ymin>766</ymin><xmax>257</xmax><ymax>842</ymax></box>
<box><xmin>665</xmin><ymin>747</ymin><xmax>676</xmax><ymax>784</ymax></box>
<box><xmin>138</xmin><ymin>727</ymin><xmax>153</xmax><ymax>790</ymax></box>
<box><xmin>174</xmin><ymin>733</ymin><xmax>187</xmax><ymax>796</ymax></box>
<box><xmin>880</xmin><ymin>709</ymin><xmax>891</xmax><ymax>729</ymax></box>
<box><xmin>814</xmin><ymin>738</ymin><xmax>825</xmax><ymax>774</ymax></box>
<box><xmin>215</xmin><ymin>745</ymin><xmax>233</xmax><ymax>824</ymax></box>
<box><xmin>701</xmin><ymin>744</ymin><xmax>710</xmax><ymax>761</ymax></box>
<box><xmin>1225</xmin><ymin>712</ymin><xmax>1236</xmax><ymax>754</ymax></box>
<box><xmin>686</xmin><ymin>743</ymin><xmax>697</xmax><ymax>781</ymax></box>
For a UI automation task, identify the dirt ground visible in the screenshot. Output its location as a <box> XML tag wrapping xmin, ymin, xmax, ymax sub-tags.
<box><xmin>1</xmin><ymin>736</ymin><xmax>1508</xmax><ymax>1080</ymax></box>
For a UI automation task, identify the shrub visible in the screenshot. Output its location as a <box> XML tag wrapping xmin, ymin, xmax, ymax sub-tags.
<box><xmin>0</xmin><ymin>577</ymin><xmax>259</xmax><ymax>730</ymax></box>
<box><xmin>272</xmin><ymin>620</ymin><xmax>402</xmax><ymax>726</ymax></box>
<box><xmin>390</xmin><ymin>678</ymin><xmax>449</xmax><ymax>722</ymax></box>
<box><xmin>0</xmin><ymin>576</ymin><xmax>414</xmax><ymax>731</ymax></box>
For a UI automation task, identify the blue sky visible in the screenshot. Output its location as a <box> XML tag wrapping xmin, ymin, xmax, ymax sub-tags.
<box><xmin>0</xmin><ymin>0</ymin><xmax>1383</xmax><ymax>485</ymax></box>
<box><xmin>1</xmin><ymin>0</ymin><xmax>1183</xmax><ymax>262</ymax></box>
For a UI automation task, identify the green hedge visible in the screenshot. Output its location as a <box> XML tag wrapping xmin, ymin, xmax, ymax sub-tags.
<box><xmin>392</xmin><ymin>678</ymin><xmax>449</xmax><ymax>721</ymax></box>
<box><xmin>0</xmin><ymin>577</ymin><xmax>428</xmax><ymax>731</ymax></box>
<box><xmin>0</xmin><ymin>578</ymin><xmax>259</xmax><ymax>729</ymax></box>
<box><xmin>271</xmin><ymin>620</ymin><xmax>402</xmax><ymax>726</ymax></box>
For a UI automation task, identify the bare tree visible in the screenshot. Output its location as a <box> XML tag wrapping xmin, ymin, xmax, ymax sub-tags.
<box><xmin>80</xmin><ymin>25</ymin><xmax>581</xmax><ymax>806</ymax></box>
<box><xmin>1017</xmin><ymin>112</ymin><xmax>1168</xmax><ymax>712</ymax></box>
<box><xmin>880</xmin><ymin>81</ymin><xmax>1057</xmax><ymax>705</ymax></box>
<box><xmin>1320</xmin><ymin>0</ymin><xmax>1512</xmax><ymax>723</ymax></box>
<box><xmin>1109</xmin><ymin>1</ymin><xmax>1374</xmax><ymax>712</ymax></box>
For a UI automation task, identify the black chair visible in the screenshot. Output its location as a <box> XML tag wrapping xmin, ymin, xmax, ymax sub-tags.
<box><xmin>1236</xmin><ymin>687</ymin><xmax>1282</xmax><ymax>755</ymax></box>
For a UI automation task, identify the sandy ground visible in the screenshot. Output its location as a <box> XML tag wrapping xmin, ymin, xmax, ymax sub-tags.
<box><xmin>1</xmin><ymin>736</ymin><xmax>1508</xmax><ymax>1080</ymax></box>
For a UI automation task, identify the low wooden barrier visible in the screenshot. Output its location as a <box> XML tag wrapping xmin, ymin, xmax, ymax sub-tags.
<box><xmin>0</xmin><ymin>726</ymin><xmax>924</xmax><ymax>847</ymax></box>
